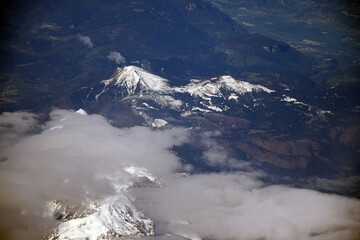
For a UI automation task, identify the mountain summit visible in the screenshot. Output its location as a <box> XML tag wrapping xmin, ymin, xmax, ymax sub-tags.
<box><xmin>100</xmin><ymin>66</ymin><xmax>171</xmax><ymax>97</ymax></box>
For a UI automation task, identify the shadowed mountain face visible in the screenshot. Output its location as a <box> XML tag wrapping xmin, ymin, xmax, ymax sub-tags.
<box><xmin>0</xmin><ymin>0</ymin><xmax>312</xmax><ymax>112</ymax></box>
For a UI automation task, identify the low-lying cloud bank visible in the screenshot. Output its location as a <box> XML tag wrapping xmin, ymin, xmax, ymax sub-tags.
<box><xmin>0</xmin><ymin>109</ymin><xmax>186</xmax><ymax>239</ymax></box>
<box><xmin>0</xmin><ymin>109</ymin><xmax>359</xmax><ymax>240</ymax></box>
<box><xmin>135</xmin><ymin>174</ymin><xmax>360</xmax><ymax>240</ymax></box>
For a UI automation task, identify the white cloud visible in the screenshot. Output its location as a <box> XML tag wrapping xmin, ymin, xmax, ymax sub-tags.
<box><xmin>134</xmin><ymin>173</ymin><xmax>360</xmax><ymax>240</ymax></box>
<box><xmin>0</xmin><ymin>111</ymin><xmax>40</xmax><ymax>153</ymax></box>
<box><xmin>200</xmin><ymin>132</ymin><xmax>254</xmax><ymax>171</ymax></box>
<box><xmin>0</xmin><ymin>109</ymin><xmax>359</xmax><ymax>240</ymax></box>
<box><xmin>133</xmin><ymin>133</ymin><xmax>360</xmax><ymax>240</ymax></box>
<box><xmin>107</xmin><ymin>51</ymin><xmax>126</xmax><ymax>64</ymax></box>
<box><xmin>0</xmin><ymin>109</ymin><xmax>187</xmax><ymax>239</ymax></box>
<box><xmin>76</xmin><ymin>34</ymin><xmax>94</xmax><ymax>48</ymax></box>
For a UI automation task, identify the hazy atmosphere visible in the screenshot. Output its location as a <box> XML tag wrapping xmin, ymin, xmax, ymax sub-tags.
<box><xmin>0</xmin><ymin>0</ymin><xmax>359</xmax><ymax>239</ymax></box>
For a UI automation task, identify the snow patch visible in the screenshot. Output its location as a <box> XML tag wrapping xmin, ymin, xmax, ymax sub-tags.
<box><xmin>151</xmin><ymin>119</ymin><xmax>168</xmax><ymax>128</ymax></box>
<box><xmin>191</xmin><ymin>107</ymin><xmax>212</xmax><ymax>113</ymax></box>
<box><xmin>228</xmin><ymin>93</ymin><xmax>239</xmax><ymax>101</ymax></box>
<box><xmin>161</xmin><ymin>95</ymin><xmax>183</xmax><ymax>109</ymax></box>
<box><xmin>206</xmin><ymin>105</ymin><xmax>223</xmax><ymax>112</ymax></box>
<box><xmin>281</xmin><ymin>95</ymin><xmax>307</xmax><ymax>105</ymax></box>
<box><xmin>75</xmin><ymin>109</ymin><xmax>87</xmax><ymax>115</ymax></box>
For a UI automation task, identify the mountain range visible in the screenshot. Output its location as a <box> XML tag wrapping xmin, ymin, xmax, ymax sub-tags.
<box><xmin>0</xmin><ymin>0</ymin><xmax>313</xmax><ymax>112</ymax></box>
<box><xmin>72</xmin><ymin>65</ymin><xmax>359</xmax><ymax>178</ymax></box>
<box><xmin>0</xmin><ymin>0</ymin><xmax>359</xmax><ymax>239</ymax></box>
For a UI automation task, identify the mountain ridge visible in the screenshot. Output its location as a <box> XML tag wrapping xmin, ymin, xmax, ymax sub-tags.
<box><xmin>71</xmin><ymin>65</ymin><xmax>359</xmax><ymax>186</ymax></box>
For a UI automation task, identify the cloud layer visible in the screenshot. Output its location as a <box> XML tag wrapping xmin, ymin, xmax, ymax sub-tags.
<box><xmin>0</xmin><ymin>110</ymin><xmax>359</xmax><ymax>240</ymax></box>
<box><xmin>135</xmin><ymin>173</ymin><xmax>360</xmax><ymax>240</ymax></box>
<box><xmin>0</xmin><ymin>110</ymin><xmax>186</xmax><ymax>239</ymax></box>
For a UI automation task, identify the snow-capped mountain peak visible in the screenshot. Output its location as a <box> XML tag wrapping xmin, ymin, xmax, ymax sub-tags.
<box><xmin>79</xmin><ymin>65</ymin><xmax>279</xmax><ymax>126</ymax></box>
<box><xmin>96</xmin><ymin>66</ymin><xmax>275</xmax><ymax>102</ymax></box>
<box><xmin>218</xmin><ymin>75</ymin><xmax>274</xmax><ymax>94</ymax></box>
<box><xmin>95</xmin><ymin>66</ymin><xmax>171</xmax><ymax>100</ymax></box>
<box><xmin>176</xmin><ymin>79</ymin><xmax>223</xmax><ymax>100</ymax></box>
<box><xmin>46</xmin><ymin>166</ymin><xmax>157</xmax><ymax>240</ymax></box>
<box><xmin>109</xmin><ymin>66</ymin><xmax>170</xmax><ymax>94</ymax></box>
<box><xmin>175</xmin><ymin>75</ymin><xmax>274</xmax><ymax>100</ymax></box>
